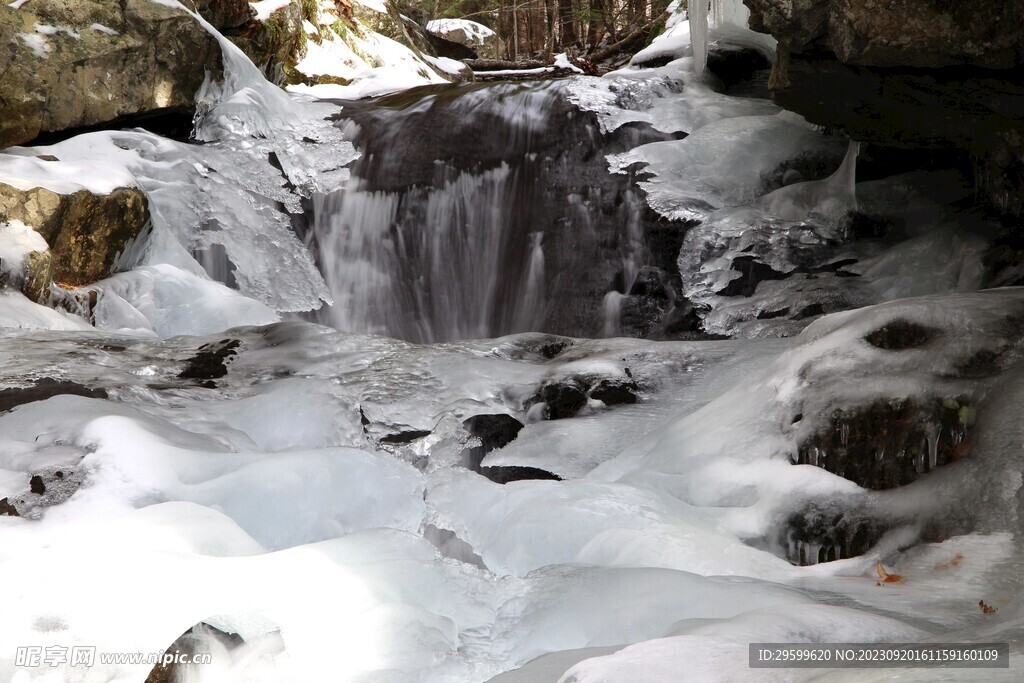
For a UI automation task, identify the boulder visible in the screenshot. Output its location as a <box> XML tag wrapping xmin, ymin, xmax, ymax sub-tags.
<box><xmin>0</xmin><ymin>180</ymin><xmax>149</xmax><ymax>299</ymax></box>
<box><xmin>744</xmin><ymin>0</ymin><xmax>1024</xmax><ymax>69</ymax></box>
<box><xmin>742</xmin><ymin>0</ymin><xmax>1024</xmax><ymax>214</ymax></box>
<box><xmin>0</xmin><ymin>0</ymin><xmax>224</xmax><ymax>148</ymax></box>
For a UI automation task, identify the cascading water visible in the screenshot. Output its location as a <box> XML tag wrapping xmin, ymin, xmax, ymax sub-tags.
<box><xmin>306</xmin><ymin>81</ymin><xmax>674</xmax><ymax>343</ymax></box>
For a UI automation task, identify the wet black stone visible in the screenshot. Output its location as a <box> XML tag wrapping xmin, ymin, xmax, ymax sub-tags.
<box><xmin>539</xmin><ymin>340</ymin><xmax>572</xmax><ymax>359</ymax></box>
<box><xmin>707</xmin><ymin>46</ymin><xmax>772</xmax><ymax>97</ymax></box>
<box><xmin>628</xmin><ymin>266</ymin><xmax>669</xmax><ymax>299</ymax></box>
<box><xmin>479</xmin><ymin>465</ymin><xmax>562</xmax><ymax>484</ymax></box>
<box><xmin>462</xmin><ymin>414</ymin><xmax>526</xmax><ymax>471</ymax></box>
<box><xmin>178</xmin><ymin>339</ymin><xmax>241</xmax><ymax>381</ymax></box>
<box><xmin>380</xmin><ymin>430</ymin><xmax>432</xmax><ymax>444</ymax></box>
<box><xmin>589</xmin><ymin>379</ymin><xmax>639</xmax><ymax>406</ymax></box>
<box><xmin>782</xmin><ymin>504</ymin><xmax>888</xmax><ymax>566</ymax></box>
<box><xmin>796</xmin><ymin>397</ymin><xmax>971</xmax><ymax>490</ymax></box>
<box><xmin>0</xmin><ymin>497</ymin><xmax>19</xmax><ymax>516</ymax></box>
<box><xmin>536</xmin><ymin>380</ymin><xmax>588</xmax><ymax>419</ymax></box>
<box><xmin>464</xmin><ymin>414</ymin><xmax>524</xmax><ymax>452</ymax></box>
<box><xmin>0</xmin><ymin>378</ymin><xmax>108</xmax><ymax>414</ymax></box>
<box><xmin>756</xmin><ymin>307</ymin><xmax>790</xmax><ymax>320</ymax></box>
<box><xmin>716</xmin><ymin>256</ymin><xmax>788</xmax><ymax>298</ymax></box>
<box><xmin>793</xmin><ymin>303</ymin><xmax>826</xmax><ymax>320</ymax></box>
<box><xmin>864</xmin><ymin>320</ymin><xmax>940</xmax><ymax>350</ymax></box>
<box><xmin>29</xmin><ymin>476</ymin><xmax>45</xmax><ymax>495</ymax></box>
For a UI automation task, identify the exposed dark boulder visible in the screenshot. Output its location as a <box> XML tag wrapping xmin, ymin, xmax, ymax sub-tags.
<box><xmin>0</xmin><ymin>378</ymin><xmax>108</xmax><ymax>413</ymax></box>
<box><xmin>534</xmin><ymin>380</ymin><xmax>589</xmax><ymax>420</ymax></box>
<box><xmin>379</xmin><ymin>429</ymin><xmax>433</xmax><ymax>444</ymax></box>
<box><xmin>589</xmin><ymin>379</ymin><xmax>639</xmax><ymax>406</ymax></box>
<box><xmin>863</xmin><ymin>320</ymin><xmax>940</xmax><ymax>351</ymax></box>
<box><xmin>179</xmin><ymin>339</ymin><xmax>242</xmax><ymax>384</ymax></box>
<box><xmin>462</xmin><ymin>414</ymin><xmax>525</xmax><ymax>470</ymax></box>
<box><xmin>742</xmin><ymin>0</ymin><xmax>1024</xmax><ymax>214</ymax></box>
<box><xmin>782</xmin><ymin>501</ymin><xmax>889</xmax><ymax>566</ymax></box>
<box><xmin>744</xmin><ymin>0</ymin><xmax>1024</xmax><ymax>69</ymax></box>
<box><xmin>479</xmin><ymin>465</ymin><xmax>562</xmax><ymax>484</ymax></box>
<box><xmin>795</xmin><ymin>396</ymin><xmax>974</xmax><ymax>490</ymax></box>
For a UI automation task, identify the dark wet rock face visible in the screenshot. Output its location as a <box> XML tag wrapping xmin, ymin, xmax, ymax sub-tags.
<box><xmin>0</xmin><ymin>498</ymin><xmax>19</xmax><ymax>516</ymax></box>
<box><xmin>589</xmin><ymin>379</ymin><xmax>639</xmax><ymax>406</ymax></box>
<box><xmin>379</xmin><ymin>429</ymin><xmax>432</xmax><ymax>444</ymax></box>
<box><xmin>462</xmin><ymin>414</ymin><xmax>525</xmax><ymax>470</ymax></box>
<box><xmin>480</xmin><ymin>465</ymin><xmax>562</xmax><ymax>484</ymax></box>
<box><xmin>539</xmin><ymin>339</ymin><xmax>573</xmax><ymax>359</ymax></box>
<box><xmin>864</xmin><ymin>320</ymin><xmax>940</xmax><ymax>350</ymax></box>
<box><xmin>536</xmin><ymin>381</ymin><xmax>589</xmax><ymax>420</ymax></box>
<box><xmin>743</xmin><ymin>0</ymin><xmax>1024</xmax><ymax>214</ymax></box>
<box><xmin>0</xmin><ymin>378</ymin><xmax>108</xmax><ymax>414</ymax></box>
<box><xmin>796</xmin><ymin>397</ymin><xmax>974</xmax><ymax>490</ymax></box>
<box><xmin>528</xmin><ymin>375</ymin><xmax>641</xmax><ymax>420</ymax></box>
<box><xmin>782</xmin><ymin>503</ymin><xmax>889</xmax><ymax>566</ymax></box>
<box><xmin>459</xmin><ymin>413</ymin><xmax>557</xmax><ymax>483</ymax></box>
<box><xmin>178</xmin><ymin>339</ymin><xmax>242</xmax><ymax>385</ymax></box>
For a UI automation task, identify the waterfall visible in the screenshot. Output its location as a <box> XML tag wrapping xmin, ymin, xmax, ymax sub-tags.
<box><xmin>306</xmin><ymin>81</ymin><xmax>674</xmax><ymax>343</ymax></box>
<box><xmin>310</xmin><ymin>164</ymin><xmax>546</xmax><ymax>343</ymax></box>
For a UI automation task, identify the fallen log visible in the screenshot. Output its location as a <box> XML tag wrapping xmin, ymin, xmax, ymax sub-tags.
<box><xmin>462</xmin><ymin>58</ymin><xmax>549</xmax><ymax>71</ymax></box>
<box><xmin>587</xmin><ymin>11</ymin><xmax>671</xmax><ymax>64</ymax></box>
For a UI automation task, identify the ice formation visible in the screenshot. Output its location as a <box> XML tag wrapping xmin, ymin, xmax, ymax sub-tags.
<box><xmin>688</xmin><ymin>0</ymin><xmax>710</xmax><ymax>76</ymax></box>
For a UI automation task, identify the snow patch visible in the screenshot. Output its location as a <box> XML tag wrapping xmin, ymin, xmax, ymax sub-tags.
<box><xmin>250</xmin><ymin>0</ymin><xmax>291</xmax><ymax>21</ymax></box>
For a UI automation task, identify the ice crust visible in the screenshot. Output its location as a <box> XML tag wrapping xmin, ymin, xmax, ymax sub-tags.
<box><xmin>3</xmin><ymin>289</ymin><xmax>1024</xmax><ymax>680</ymax></box>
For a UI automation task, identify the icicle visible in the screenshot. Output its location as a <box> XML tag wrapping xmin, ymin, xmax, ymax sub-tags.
<box><xmin>840</xmin><ymin>423</ymin><xmax>850</xmax><ymax>447</ymax></box>
<box><xmin>755</xmin><ymin>140</ymin><xmax>861</xmax><ymax>226</ymax></box>
<box><xmin>926</xmin><ymin>423</ymin><xmax>942</xmax><ymax>471</ymax></box>
<box><xmin>689</xmin><ymin>0</ymin><xmax>710</xmax><ymax>76</ymax></box>
<box><xmin>711</xmin><ymin>0</ymin><xmax>750</xmax><ymax>28</ymax></box>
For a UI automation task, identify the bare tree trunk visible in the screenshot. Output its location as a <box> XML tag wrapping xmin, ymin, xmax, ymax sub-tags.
<box><xmin>546</xmin><ymin>0</ymin><xmax>557</xmax><ymax>55</ymax></box>
<box><xmin>558</xmin><ymin>0</ymin><xmax>579</xmax><ymax>49</ymax></box>
<box><xmin>587</xmin><ymin>0</ymin><xmax>608</xmax><ymax>48</ymax></box>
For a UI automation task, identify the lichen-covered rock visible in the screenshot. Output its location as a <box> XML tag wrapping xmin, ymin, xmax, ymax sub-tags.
<box><xmin>0</xmin><ymin>0</ymin><xmax>227</xmax><ymax>148</ymax></box>
<box><xmin>0</xmin><ymin>181</ymin><xmax>149</xmax><ymax>298</ymax></box>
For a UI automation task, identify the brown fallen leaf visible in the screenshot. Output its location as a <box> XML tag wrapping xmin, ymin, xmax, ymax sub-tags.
<box><xmin>876</xmin><ymin>561</ymin><xmax>904</xmax><ymax>583</ymax></box>
<box><xmin>933</xmin><ymin>552</ymin><xmax>962</xmax><ymax>569</ymax></box>
<box><xmin>979</xmin><ymin>600</ymin><xmax>998</xmax><ymax>615</ymax></box>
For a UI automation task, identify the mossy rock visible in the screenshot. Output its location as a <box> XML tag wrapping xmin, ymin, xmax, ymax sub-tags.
<box><xmin>0</xmin><ymin>181</ymin><xmax>149</xmax><ymax>299</ymax></box>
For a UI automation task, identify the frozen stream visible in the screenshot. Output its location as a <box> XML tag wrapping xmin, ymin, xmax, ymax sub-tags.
<box><xmin>1</xmin><ymin>3</ymin><xmax>1023</xmax><ymax>682</ymax></box>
